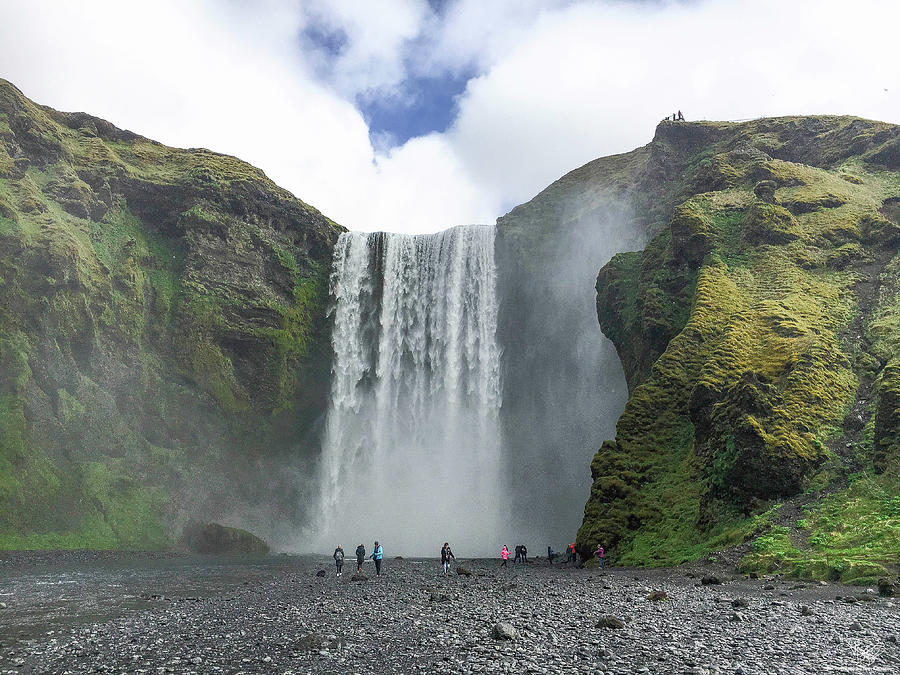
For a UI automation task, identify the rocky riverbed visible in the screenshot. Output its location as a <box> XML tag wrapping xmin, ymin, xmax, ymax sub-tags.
<box><xmin>0</xmin><ymin>552</ymin><xmax>898</xmax><ymax>673</ymax></box>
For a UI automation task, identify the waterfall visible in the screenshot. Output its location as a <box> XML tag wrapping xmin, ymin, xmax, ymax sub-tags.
<box><xmin>316</xmin><ymin>225</ymin><xmax>504</xmax><ymax>556</ymax></box>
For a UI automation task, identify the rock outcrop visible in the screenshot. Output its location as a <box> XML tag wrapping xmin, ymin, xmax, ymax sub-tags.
<box><xmin>0</xmin><ymin>79</ymin><xmax>342</xmax><ymax>549</ymax></box>
<box><xmin>571</xmin><ymin>117</ymin><xmax>900</xmax><ymax>574</ymax></box>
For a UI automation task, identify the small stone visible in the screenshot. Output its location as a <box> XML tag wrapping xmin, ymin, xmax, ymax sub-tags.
<box><xmin>430</xmin><ymin>592</ymin><xmax>451</xmax><ymax>603</ymax></box>
<box><xmin>491</xmin><ymin>623</ymin><xmax>518</xmax><ymax>640</ymax></box>
<box><xmin>843</xmin><ymin>596</ymin><xmax>857</xmax><ymax>604</ymax></box>
<box><xmin>764</xmin><ymin>585</ymin><xmax>776</xmax><ymax>591</ymax></box>
<box><xmin>0</xmin><ymin>603</ymin><xmax>7</xmax><ymax>609</ymax></box>
<box><xmin>731</xmin><ymin>598</ymin><xmax>749</xmax><ymax>609</ymax></box>
<box><xmin>701</xmin><ymin>576</ymin><xmax>722</xmax><ymax>585</ymax></box>
<box><xmin>800</xmin><ymin>605</ymin><xmax>813</xmax><ymax>616</ymax></box>
<box><xmin>647</xmin><ymin>590</ymin><xmax>668</xmax><ymax>601</ymax></box>
<box><xmin>729</xmin><ymin>611</ymin><xmax>745</xmax><ymax>622</ymax></box>
<box><xmin>748</xmin><ymin>572</ymin><xmax>759</xmax><ymax>579</ymax></box>
<box><xmin>849</xmin><ymin>621</ymin><xmax>863</xmax><ymax>631</ymax></box>
<box><xmin>316</xmin><ymin>570</ymin><xmax>326</xmax><ymax>577</ymax></box>
<box><xmin>818</xmin><ymin>580</ymin><xmax>828</xmax><ymax>586</ymax></box>
<box><xmin>596</xmin><ymin>615</ymin><xmax>625</xmax><ymax>629</ymax></box>
<box><xmin>456</xmin><ymin>566</ymin><xmax>474</xmax><ymax>577</ymax></box>
<box><xmin>350</xmin><ymin>574</ymin><xmax>367</xmax><ymax>581</ymax></box>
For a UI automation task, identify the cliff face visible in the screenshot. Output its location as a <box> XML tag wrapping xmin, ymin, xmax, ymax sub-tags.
<box><xmin>575</xmin><ymin>117</ymin><xmax>900</xmax><ymax>578</ymax></box>
<box><xmin>0</xmin><ymin>80</ymin><xmax>342</xmax><ymax>548</ymax></box>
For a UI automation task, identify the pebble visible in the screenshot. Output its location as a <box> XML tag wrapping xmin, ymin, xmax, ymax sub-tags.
<box><xmin>0</xmin><ymin>555</ymin><xmax>897</xmax><ymax>673</ymax></box>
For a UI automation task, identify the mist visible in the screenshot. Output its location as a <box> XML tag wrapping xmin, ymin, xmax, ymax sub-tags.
<box><xmin>496</xmin><ymin>198</ymin><xmax>646</xmax><ymax>551</ymax></box>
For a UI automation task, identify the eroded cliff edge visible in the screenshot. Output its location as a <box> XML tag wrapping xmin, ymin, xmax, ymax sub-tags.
<box><xmin>0</xmin><ymin>80</ymin><xmax>342</xmax><ymax>548</ymax></box>
<box><xmin>576</xmin><ymin>117</ymin><xmax>900</xmax><ymax>580</ymax></box>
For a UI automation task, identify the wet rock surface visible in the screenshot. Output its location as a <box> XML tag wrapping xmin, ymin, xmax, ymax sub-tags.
<box><xmin>0</xmin><ymin>553</ymin><xmax>898</xmax><ymax>673</ymax></box>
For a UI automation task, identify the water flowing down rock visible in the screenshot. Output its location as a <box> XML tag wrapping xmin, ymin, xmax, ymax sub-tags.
<box><xmin>316</xmin><ymin>226</ymin><xmax>504</xmax><ymax>555</ymax></box>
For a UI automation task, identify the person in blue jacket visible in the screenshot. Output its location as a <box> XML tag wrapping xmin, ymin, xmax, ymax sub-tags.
<box><xmin>371</xmin><ymin>540</ymin><xmax>384</xmax><ymax>575</ymax></box>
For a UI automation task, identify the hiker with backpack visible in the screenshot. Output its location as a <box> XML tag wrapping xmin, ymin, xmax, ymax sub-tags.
<box><xmin>333</xmin><ymin>544</ymin><xmax>345</xmax><ymax>576</ymax></box>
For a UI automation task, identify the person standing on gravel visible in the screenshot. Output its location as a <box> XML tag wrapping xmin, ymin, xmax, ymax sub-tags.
<box><xmin>567</xmin><ymin>542</ymin><xmax>577</xmax><ymax>565</ymax></box>
<box><xmin>500</xmin><ymin>545</ymin><xmax>509</xmax><ymax>568</ymax></box>
<box><xmin>333</xmin><ymin>544</ymin><xmax>345</xmax><ymax>576</ymax></box>
<box><xmin>513</xmin><ymin>545</ymin><xmax>522</xmax><ymax>563</ymax></box>
<box><xmin>547</xmin><ymin>545</ymin><xmax>556</xmax><ymax>564</ymax></box>
<box><xmin>371</xmin><ymin>541</ymin><xmax>384</xmax><ymax>575</ymax></box>
<box><xmin>594</xmin><ymin>544</ymin><xmax>605</xmax><ymax>568</ymax></box>
<box><xmin>521</xmin><ymin>544</ymin><xmax>528</xmax><ymax>564</ymax></box>
<box><xmin>440</xmin><ymin>542</ymin><xmax>455</xmax><ymax>575</ymax></box>
<box><xmin>355</xmin><ymin>544</ymin><xmax>365</xmax><ymax>572</ymax></box>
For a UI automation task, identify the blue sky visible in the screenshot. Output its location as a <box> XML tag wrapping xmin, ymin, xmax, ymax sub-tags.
<box><xmin>1</xmin><ymin>0</ymin><xmax>899</xmax><ymax>233</ymax></box>
<box><xmin>301</xmin><ymin>14</ymin><xmax>475</xmax><ymax>148</ymax></box>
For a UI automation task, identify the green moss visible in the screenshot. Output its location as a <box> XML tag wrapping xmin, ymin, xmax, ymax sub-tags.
<box><xmin>581</xmin><ymin>140</ymin><xmax>897</xmax><ymax>565</ymax></box>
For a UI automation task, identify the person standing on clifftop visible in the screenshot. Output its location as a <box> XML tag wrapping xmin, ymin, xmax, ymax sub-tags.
<box><xmin>500</xmin><ymin>545</ymin><xmax>509</xmax><ymax>568</ymax></box>
<box><xmin>355</xmin><ymin>544</ymin><xmax>365</xmax><ymax>572</ymax></box>
<box><xmin>333</xmin><ymin>544</ymin><xmax>344</xmax><ymax>576</ymax></box>
<box><xmin>371</xmin><ymin>541</ymin><xmax>383</xmax><ymax>575</ymax></box>
<box><xmin>677</xmin><ymin>110</ymin><xmax>684</xmax><ymax>121</ymax></box>
<box><xmin>441</xmin><ymin>542</ymin><xmax>455</xmax><ymax>575</ymax></box>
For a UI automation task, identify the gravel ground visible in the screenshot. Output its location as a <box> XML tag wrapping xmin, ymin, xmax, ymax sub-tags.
<box><xmin>1</xmin><ymin>553</ymin><xmax>898</xmax><ymax>673</ymax></box>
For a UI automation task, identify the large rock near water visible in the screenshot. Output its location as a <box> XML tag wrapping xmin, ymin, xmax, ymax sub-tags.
<box><xmin>179</xmin><ymin>523</ymin><xmax>269</xmax><ymax>554</ymax></box>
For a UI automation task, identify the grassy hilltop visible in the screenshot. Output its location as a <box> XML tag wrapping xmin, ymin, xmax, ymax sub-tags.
<box><xmin>0</xmin><ymin>80</ymin><xmax>342</xmax><ymax>549</ymax></box>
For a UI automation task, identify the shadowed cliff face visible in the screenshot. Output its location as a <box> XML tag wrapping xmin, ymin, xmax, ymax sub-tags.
<box><xmin>0</xmin><ymin>79</ymin><xmax>342</xmax><ymax>548</ymax></box>
<box><xmin>575</xmin><ymin>116</ymin><xmax>900</xmax><ymax>574</ymax></box>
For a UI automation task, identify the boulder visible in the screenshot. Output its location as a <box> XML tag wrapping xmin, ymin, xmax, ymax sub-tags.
<box><xmin>731</xmin><ymin>598</ymin><xmax>749</xmax><ymax>608</ymax></box>
<box><xmin>179</xmin><ymin>523</ymin><xmax>269</xmax><ymax>555</ymax></box>
<box><xmin>316</xmin><ymin>570</ymin><xmax>326</xmax><ymax>577</ymax></box>
<box><xmin>491</xmin><ymin>623</ymin><xmax>518</xmax><ymax>640</ymax></box>
<box><xmin>350</xmin><ymin>574</ymin><xmax>367</xmax><ymax>582</ymax></box>
<box><xmin>700</xmin><ymin>576</ymin><xmax>722</xmax><ymax>586</ymax></box>
<box><xmin>878</xmin><ymin>578</ymin><xmax>896</xmax><ymax>597</ymax></box>
<box><xmin>456</xmin><ymin>566</ymin><xmax>473</xmax><ymax>577</ymax></box>
<box><xmin>596</xmin><ymin>615</ymin><xmax>625</xmax><ymax>629</ymax></box>
<box><xmin>647</xmin><ymin>590</ymin><xmax>668</xmax><ymax>601</ymax></box>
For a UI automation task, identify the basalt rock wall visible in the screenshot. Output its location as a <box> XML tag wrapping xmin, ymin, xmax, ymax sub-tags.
<box><xmin>574</xmin><ymin>116</ymin><xmax>900</xmax><ymax>567</ymax></box>
<box><xmin>0</xmin><ymin>80</ymin><xmax>342</xmax><ymax>548</ymax></box>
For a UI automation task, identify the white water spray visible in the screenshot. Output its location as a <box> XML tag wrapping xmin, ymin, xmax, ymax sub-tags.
<box><xmin>315</xmin><ymin>225</ymin><xmax>504</xmax><ymax>556</ymax></box>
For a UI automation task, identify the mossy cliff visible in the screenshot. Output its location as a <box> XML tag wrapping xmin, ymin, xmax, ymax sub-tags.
<box><xmin>0</xmin><ymin>80</ymin><xmax>342</xmax><ymax>549</ymax></box>
<box><xmin>569</xmin><ymin>116</ymin><xmax>899</xmax><ymax>577</ymax></box>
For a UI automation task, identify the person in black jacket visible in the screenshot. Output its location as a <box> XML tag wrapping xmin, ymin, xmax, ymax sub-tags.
<box><xmin>355</xmin><ymin>544</ymin><xmax>365</xmax><ymax>572</ymax></box>
<box><xmin>440</xmin><ymin>542</ymin><xmax>455</xmax><ymax>575</ymax></box>
<box><xmin>333</xmin><ymin>544</ymin><xmax>344</xmax><ymax>576</ymax></box>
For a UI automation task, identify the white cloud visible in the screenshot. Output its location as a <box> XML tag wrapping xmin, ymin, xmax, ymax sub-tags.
<box><xmin>1</xmin><ymin>0</ymin><xmax>898</xmax><ymax>234</ymax></box>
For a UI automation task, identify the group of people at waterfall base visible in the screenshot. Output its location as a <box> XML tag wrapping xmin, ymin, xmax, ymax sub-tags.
<box><xmin>331</xmin><ymin>541</ymin><xmax>605</xmax><ymax>575</ymax></box>
<box><xmin>331</xmin><ymin>541</ymin><xmax>383</xmax><ymax>576</ymax></box>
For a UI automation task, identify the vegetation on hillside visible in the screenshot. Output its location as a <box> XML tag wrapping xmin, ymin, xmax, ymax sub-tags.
<box><xmin>0</xmin><ymin>79</ymin><xmax>341</xmax><ymax>549</ymax></box>
<box><xmin>576</xmin><ymin>117</ymin><xmax>900</xmax><ymax>579</ymax></box>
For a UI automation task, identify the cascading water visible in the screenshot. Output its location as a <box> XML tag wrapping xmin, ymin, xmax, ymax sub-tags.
<box><xmin>316</xmin><ymin>225</ymin><xmax>504</xmax><ymax>556</ymax></box>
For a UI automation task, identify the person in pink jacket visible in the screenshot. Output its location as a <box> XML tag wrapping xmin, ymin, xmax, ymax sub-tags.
<box><xmin>500</xmin><ymin>545</ymin><xmax>509</xmax><ymax>568</ymax></box>
<box><xmin>594</xmin><ymin>544</ymin><xmax>605</xmax><ymax>568</ymax></box>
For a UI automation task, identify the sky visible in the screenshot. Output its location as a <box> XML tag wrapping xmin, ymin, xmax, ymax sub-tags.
<box><xmin>1</xmin><ymin>0</ymin><xmax>898</xmax><ymax>234</ymax></box>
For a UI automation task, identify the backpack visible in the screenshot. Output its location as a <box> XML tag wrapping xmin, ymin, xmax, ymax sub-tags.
<box><xmin>335</xmin><ymin>548</ymin><xmax>344</xmax><ymax>561</ymax></box>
